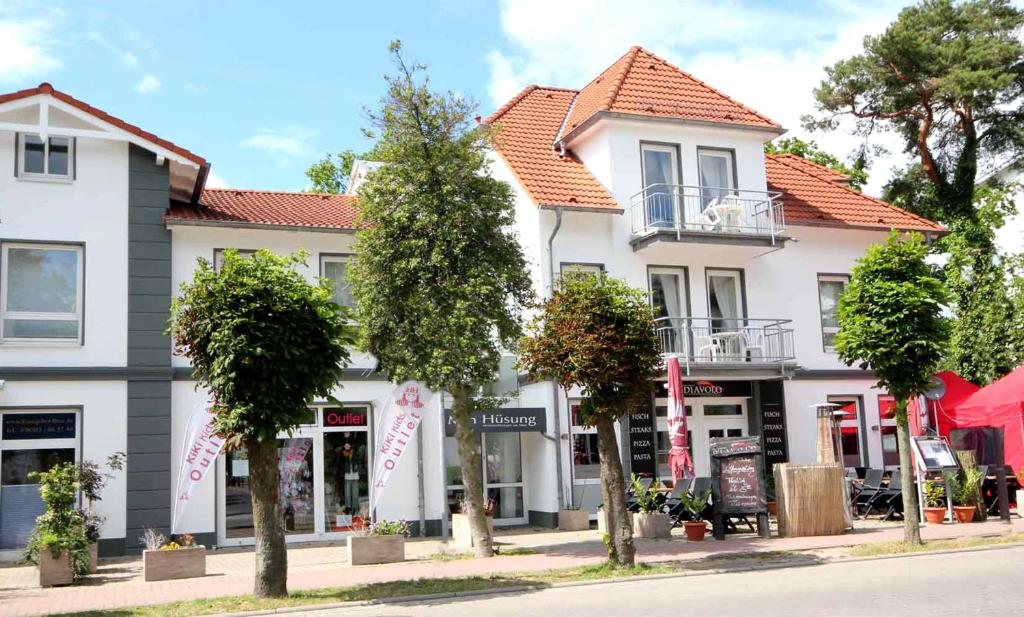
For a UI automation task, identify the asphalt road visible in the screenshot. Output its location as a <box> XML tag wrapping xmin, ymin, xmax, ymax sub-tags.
<box><xmin>316</xmin><ymin>545</ymin><xmax>1024</xmax><ymax>616</ymax></box>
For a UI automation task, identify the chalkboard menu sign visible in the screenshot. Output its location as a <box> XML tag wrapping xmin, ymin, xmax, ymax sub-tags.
<box><xmin>710</xmin><ymin>436</ymin><xmax>769</xmax><ymax>539</ymax></box>
<box><xmin>759</xmin><ymin>381</ymin><xmax>788</xmax><ymax>472</ymax></box>
<box><xmin>628</xmin><ymin>405</ymin><xmax>656</xmax><ymax>478</ymax></box>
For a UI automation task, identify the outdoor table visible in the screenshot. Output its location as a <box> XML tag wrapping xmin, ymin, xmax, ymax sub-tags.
<box><xmin>709</xmin><ymin>331</ymin><xmax>744</xmax><ymax>361</ymax></box>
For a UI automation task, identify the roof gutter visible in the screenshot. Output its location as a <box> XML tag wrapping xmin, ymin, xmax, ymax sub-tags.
<box><xmin>164</xmin><ymin>218</ymin><xmax>358</xmax><ymax>235</ymax></box>
<box><xmin>559</xmin><ymin>110</ymin><xmax>786</xmax><ymax>148</ymax></box>
<box><xmin>539</xmin><ymin>203</ymin><xmax>623</xmax><ymax>215</ymax></box>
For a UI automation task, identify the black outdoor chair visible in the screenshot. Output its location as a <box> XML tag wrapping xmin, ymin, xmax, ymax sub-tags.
<box><xmin>853</xmin><ymin>469</ymin><xmax>886</xmax><ymax>516</ymax></box>
<box><xmin>876</xmin><ymin>473</ymin><xmax>904</xmax><ymax>521</ymax></box>
<box><xmin>663</xmin><ymin>479</ymin><xmax>692</xmax><ymax>527</ymax></box>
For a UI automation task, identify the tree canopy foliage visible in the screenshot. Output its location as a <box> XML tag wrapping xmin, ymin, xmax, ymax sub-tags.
<box><xmin>808</xmin><ymin>0</ymin><xmax>1024</xmax><ymax>227</ymax></box>
<box><xmin>764</xmin><ymin>137</ymin><xmax>869</xmax><ymax>190</ymax></box>
<box><xmin>171</xmin><ymin>249</ymin><xmax>356</xmax><ymax>441</ymax></box>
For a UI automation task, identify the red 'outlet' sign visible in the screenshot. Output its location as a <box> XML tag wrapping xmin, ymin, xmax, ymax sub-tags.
<box><xmin>324</xmin><ymin>408</ymin><xmax>368</xmax><ymax>427</ymax></box>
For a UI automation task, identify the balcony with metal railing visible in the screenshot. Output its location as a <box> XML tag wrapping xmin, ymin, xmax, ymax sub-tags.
<box><xmin>629</xmin><ymin>184</ymin><xmax>787</xmax><ymax>250</ymax></box>
<box><xmin>654</xmin><ymin>316</ymin><xmax>797</xmax><ymax>374</ymax></box>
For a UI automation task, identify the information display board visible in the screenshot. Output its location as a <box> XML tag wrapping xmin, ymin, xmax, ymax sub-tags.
<box><xmin>710</xmin><ymin>436</ymin><xmax>769</xmax><ymax>540</ymax></box>
<box><xmin>911</xmin><ymin>436</ymin><xmax>959</xmax><ymax>472</ymax></box>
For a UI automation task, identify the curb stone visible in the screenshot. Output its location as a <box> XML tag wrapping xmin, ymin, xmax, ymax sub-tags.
<box><xmin>215</xmin><ymin>540</ymin><xmax>1024</xmax><ymax>616</ymax></box>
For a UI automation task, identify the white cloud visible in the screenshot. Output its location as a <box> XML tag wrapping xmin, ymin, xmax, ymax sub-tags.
<box><xmin>87</xmin><ymin>31</ymin><xmax>139</xmax><ymax>68</ymax></box>
<box><xmin>135</xmin><ymin>74</ymin><xmax>160</xmax><ymax>93</ymax></box>
<box><xmin>487</xmin><ymin>0</ymin><xmax>917</xmax><ymax>194</ymax></box>
<box><xmin>240</xmin><ymin>127</ymin><xmax>317</xmax><ymax>166</ymax></box>
<box><xmin>0</xmin><ymin>18</ymin><xmax>61</xmax><ymax>83</ymax></box>
<box><xmin>205</xmin><ymin>170</ymin><xmax>229</xmax><ymax>189</ymax></box>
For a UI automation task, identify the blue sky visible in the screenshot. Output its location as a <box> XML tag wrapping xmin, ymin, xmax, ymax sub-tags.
<box><xmin>1</xmin><ymin>0</ymin><xmax>924</xmax><ymax>193</ymax></box>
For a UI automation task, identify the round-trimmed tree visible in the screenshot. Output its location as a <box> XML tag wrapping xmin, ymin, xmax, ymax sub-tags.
<box><xmin>519</xmin><ymin>273</ymin><xmax>661</xmax><ymax>566</ymax></box>
<box><xmin>835</xmin><ymin>231</ymin><xmax>949</xmax><ymax>545</ymax></box>
<box><xmin>170</xmin><ymin>249</ymin><xmax>356</xmax><ymax>597</ymax></box>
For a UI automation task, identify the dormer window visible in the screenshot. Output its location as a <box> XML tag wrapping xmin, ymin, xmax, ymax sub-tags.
<box><xmin>17</xmin><ymin>133</ymin><xmax>74</xmax><ymax>181</ymax></box>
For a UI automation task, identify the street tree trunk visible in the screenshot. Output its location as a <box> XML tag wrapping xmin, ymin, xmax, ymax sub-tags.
<box><xmin>248</xmin><ymin>437</ymin><xmax>289</xmax><ymax>597</ymax></box>
<box><xmin>451</xmin><ymin>385</ymin><xmax>494</xmax><ymax>557</ymax></box>
<box><xmin>895</xmin><ymin>398</ymin><xmax>921</xmax><ymax>545</ymax></box>
<box><xmin>595</xmin><ymin>414</ymin><xmax>634</xmax><ymax>566</ymax></box>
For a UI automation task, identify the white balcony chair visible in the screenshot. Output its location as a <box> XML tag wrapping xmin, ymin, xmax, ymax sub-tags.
<box><xmin>693</xmin><ymin>332</ymin><xmax>719</xmax><ymax>361</ymax></box>
<box><xmin>698</xmin><ymin>198</ymin><xmax>721</xmax><ymax>231</ymax></box>
<box><xmin>742</xmin><ymin>327</ymin><xmax>766</xmax><ymax>362</ymax></box>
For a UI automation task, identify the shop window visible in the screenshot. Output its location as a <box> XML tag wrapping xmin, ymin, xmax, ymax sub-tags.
<box><xmin>704</xmin><ymin>404</ymin><xmax>742</xmax><ymax>416</ymax></box>
<box><xmin>878</xmin><ymin>395</ymin><xmax>900</xmax><ymax>467</ymax></box>
<box><xmin>818</xmin><ymin>274</ymin><xmax>849</xmax><ymax>351</ymax></box>
<box><xmin>0</xmin><ymin>410</ymin><xmax>79</xmax><ymax>549</ymax></box>
<box><xmin>569</xmin><ymin>400</ymin><xmax>599</xmax><ymax>481</ymax></box>
<box><xmin>828</xmin><ymin>396</ymin><xmax>864</xmax><ymax>468</ymax></box>
<box><xmin>1</xmin><ymin>243</ymin><xmax>84</xmax><ymax>343</ymax></box>
<box><xmin>223</xmin><ymin>437</ymin><xmax>316</xmax><ymax>538</ymax></box>
<box><xmin>17</xmin><ymin>133</ymin><xmax>74</xmax><ymax>180</ymax></box>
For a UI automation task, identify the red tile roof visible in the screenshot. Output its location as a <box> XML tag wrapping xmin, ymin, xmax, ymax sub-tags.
<box><xmin>561</xmin><ymin>47</ymin><xmax>780</xmax><ymax>139</ymax></box>
<box><xmin>766</xmin><ymin>154</ymin><xmax>942</xmax><ymax>232</ymax></box>
<box><xmin>486</xmin><ymin>85</ymin><xmax>620</xmax><ymax>211</ymax></box>
<box><xmin>166</xmin><ymin>189</ymin><xmax>361</xmax><ymax>230</ymax></box>
<box><xmin>0</xmin><ymin>83</ymin><xmax>205</xmax><ymax>166</ymax></box>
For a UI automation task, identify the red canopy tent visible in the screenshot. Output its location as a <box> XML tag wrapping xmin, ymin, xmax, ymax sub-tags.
<box><xmin>911</xmin><ymin>371</ymin><xmax>981</xmax><ymax>439</ymax></box>
<box><xmin>945</xmin><ymin>366</ymin><xmax>1024</xmax><ymax>473</ymax></box>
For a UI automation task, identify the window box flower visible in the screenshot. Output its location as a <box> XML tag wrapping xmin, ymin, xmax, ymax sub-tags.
<box><xmin>348</xmin><ymin>519</ymin><xmax>409</xmax><ymax>565</ymax></box>
<box><xmin>632</xmin><ymin>512</ymin><xmax>672</xmax><ymax>539</ymax></box>
<box><xmin>38</xmin><ymin>550</ymin><xmax>74</xmax><ymax>587</ymax></box>
<box><xmin>558</xmin><ymin>509</ymin><xmax>591</xmax><ymax>531</ymax></box>
<box><xmin>143</xmin><ymin>546</ymin><xmax>206</xmax><ymax>581</ymax></box>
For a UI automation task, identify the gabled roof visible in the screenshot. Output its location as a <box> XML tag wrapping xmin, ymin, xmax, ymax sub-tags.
<box><xmin>166</xmin><ymin>189</ymin><xmax>360</xmax><ymax>231</ymax></box>
<box><xmin>766</xmin><ymin>154</ymin><xmax>943</xmax><ymax>232</ymax></box>
<box><xmin>485</xmin><ymin>86</ymin><xmax>620</xmax><ymax>211</ymax></box>
<box><xmin>560</xmin><ymin>47</ymin><xmax>781</xmax><ymax>141</ymax></box>
<box><xmin>0</xmin><ymin>83</ymin><xmax>205</xmax><ymax>167</ymax></box>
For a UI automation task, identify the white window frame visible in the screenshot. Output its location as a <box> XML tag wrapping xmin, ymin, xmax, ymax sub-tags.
<box><xmin>16</xmin><ymin>133</ymin><xmax>75</xmax><ymax>182</ymax></box>
<box><xmin>696</xmin><ymin>148</ymin><xmax>736</xmax><ymax>191</ymax></box>
<box><xmin>818</xmin><ymin>274</ymin><xmax>849</xmax><ymax>352</ymax></box>
<box><xmin>568</xmin><ymin>398</ymin><xmax>600</xmax><ymax>485</ymax></box>
<box><xmin>560</xmin><ymin>263</ymin><xmax>604</xmax><ymax>275</ymax></box>
<box><xmin>705</xmin><ymin>268</ymin><xmax>746</xmax><ymax>320</ymax></box>
<box><xmin>213</xmin><ymin>248</ymin><xmax>256</xmax><ymax>272</ymax></box>
<box><xmin>319</xmin><ymin>254</ymin><xmax>354</xmax><ymax>309</ymax></box>
<box><xmin>1</xmin><ymin>243</ymin><xmax>84</xmax><ymax>345</ymax></box>
<box><xmin>827</xmin><ymin>395</ymin><xmax>866</xmax><ymax>469</ymax></box>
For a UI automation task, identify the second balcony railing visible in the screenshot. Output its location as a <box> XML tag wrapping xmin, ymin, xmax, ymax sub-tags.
<box><xmin>654</xmin><ymin>316</ymin><xmax>796</xmax><ymax>369</ymax></box>
<box><xmin>630</xmin><ymin>184</ymin><xmax>785</xmax><ymax>243</ymax></box>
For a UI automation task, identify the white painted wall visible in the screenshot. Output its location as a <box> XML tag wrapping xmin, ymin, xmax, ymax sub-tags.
<box><xmin>993</xmin><ymin>167</ymin><xmax>1024</xmax><ymax>256</ymax></box>
<box><xmin>0</xmin><ymin>380</ymin><xmax>128</xmax><ymax>539</ymax></box>
<box><xmin>784</xmin><ymin>378</ymin><xmax>891</xmax><ymax>468</ymax></box>
<box><xmin>0</xmin><ymin>133</ymin><xmax>129</xmax><ymax>366</ymax></box>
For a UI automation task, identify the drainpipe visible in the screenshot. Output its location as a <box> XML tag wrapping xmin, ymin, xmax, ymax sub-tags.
<box><xmin>547</xmin><ymin>207</ymin><xmax>566</xmax><ymax>510</ymax></box>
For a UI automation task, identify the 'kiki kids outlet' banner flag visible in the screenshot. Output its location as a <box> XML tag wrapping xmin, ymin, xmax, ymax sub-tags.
<box><xmin>172</xmin><ymin>397</ymin><xmax>225</xmax><ymax>533</ymax></box>
<box><xmin>370</xmin><ymin>382</ymin><xmax>435</xmax><ymax>514</ymax></box>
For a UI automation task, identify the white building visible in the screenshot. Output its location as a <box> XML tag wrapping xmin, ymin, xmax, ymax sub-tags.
<box><xmin>0</xmin><ymin>47</ymin><xmax>944</xmax><ymax>555</ymax></box>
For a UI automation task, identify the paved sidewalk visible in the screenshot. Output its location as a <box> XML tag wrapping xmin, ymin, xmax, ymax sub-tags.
<box><xmin>0</xmin><ymin>518</ymin><xmax>1020</xmax><ymax>617</ymax></box>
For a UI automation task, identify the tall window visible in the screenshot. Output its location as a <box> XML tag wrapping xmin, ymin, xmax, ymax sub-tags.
<box><xmin>649</xmin><ymin>267</ymin><xmax>688</xmax><ymax>355</ymax></box>
<box><xmin>560</xmin><ymin>263</ymin><xmax>604</xmax><ymax>276</ymax></box>
<box><xmin>706</xmin><ymin>269</ymin><xmax>744</xmax><ymax>331</ymax></box>
<box><xmin>640</xmin><ymin>143</ymin><xmax>680</xmax><ymax>227</ymax></box>
<box><xmin>1</xmin><ymin>243</ymin><xmax>83</xmax><ymax>343</ymax></box>
<box><xmin>697</xmin><ymin>148</ymin><xmax>735</xmax><ymax>206</ymax></box>
<box><xmin>877</xmin><ymin>395</ymin><xmax>900</xmax><ymax>468</ymax></box>
<box><xmin>569</xmin><ymin>399</ymin><xmax>599</xmax><ymax>481</ymax></box>
<box><xmin>827</xmin><ymin>396</ymin><xmax>864</xmax><ymax>468</ymax></box>
<box><xmin>213</xmin><ymin>248</ymin><xmax>256</xmax><ymax>272</ymax></box>
<box><xmin>17</xmin><ymin>133</ymin><xmax>74</xmax><ymax>180</ymax></box>
<box><xmin>818</xmin><ymin>274</ymin><xmax>849</xmax><ymax>351</ymax></box>
<box><xmin>320</xmin><ymin>255</ymin><xmax>353</xmax><ymax>309</ymax></box>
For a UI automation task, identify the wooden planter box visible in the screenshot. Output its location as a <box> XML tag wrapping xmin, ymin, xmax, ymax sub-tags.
<box><xmin>597</xmin><ymin>508</ymin><xmax>633</xmax><ymax>535</ymax></box>
<box><xmin>558</xmin><ymin>509</ymin><xmax>591</xmax><ymax>531</ymax></box>
<box><xmin>348</xmin><ymin>535</ymin><xmax>405</xmax><ymax>565</ymax></box>
<box><xmin>143</xmin><ymin>547</ymin><xmax>206</xmax><ymax>582</ymax></box>
<box><xmin>451</xmin><ymin>513</ymin><xmax>494</xmax><ymax>549</ymax></box>
<box><xmin>632</xmin><ymin>512</ymin><xmax>672</xmax><ymax>539</ymax></box>
<box><xmin>88</xmin><ymin>543</ymin><xmax>98</xmax><ymax>573</ymax></box>
<box><xmin>38</xmin><ymin>550</ymin><xmax>74</xmax><ymax>587</ymax></box>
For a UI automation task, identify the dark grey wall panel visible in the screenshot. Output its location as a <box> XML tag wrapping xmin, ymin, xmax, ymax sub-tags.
<box><xmin>126</xmin><ymin>144</ymin><xmax>173</xmax><ymax>551</ymax></box>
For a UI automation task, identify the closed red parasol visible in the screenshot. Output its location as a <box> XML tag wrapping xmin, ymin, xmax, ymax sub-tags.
<box><xmin>667</xmin><ymin>356</ymin><xmax>695</xmax><ymax>480</ymax></box>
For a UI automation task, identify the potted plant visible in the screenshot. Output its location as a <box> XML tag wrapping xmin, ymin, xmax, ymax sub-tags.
<box><xmin>451</xmin><ymin>498</ymin><xmax>494</xmax><ymax>549</ymax></box>
<box><xmin>558</xmin><ymin>485</ymin><xmax>591</xmax><ymax>531</ymax></box>
<box><xmin>678</xmin><ymin>488</ymin><xmax>712</xmax><ymax>542</ymax></box>
<box><xmin>24</xmin><ymin>463</ymin><xmax>91</xmax><ymax>586</ymax></box>
<box><xmin>947</xmin><ymin>467</ymin><xmax>982</xmax><ymax>523</ymax></box>
<box><xmin>142</xmin><ymin>530</ymin><xmax>207</xmax><ymax>581</ymax></box>
<box><xmin>630</xmin><ymin>475</ymin><xmax>671</xmax><ymax>539</ymax></box>
<box><xmin>76</xmin><ymin>452</ymin><xmax>125</xmax><ymax>572</ymax></box>
<box><xmin>922</xmin><ymin>479</ymin><xmax>947</xmax><ymax>524</ymax></box>
<box><xmin>348</xmin><ymin>519</ymin><xmax>410</xmax><ymax>565</ymax></box>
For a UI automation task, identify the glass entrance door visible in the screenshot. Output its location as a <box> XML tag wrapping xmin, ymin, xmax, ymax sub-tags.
<box><xmin>655</xmin><ymin>399</ymin><xmax>747</xmax><ymax>478</ymax></box>
<box><xmin>323</xmin><ymin>430</ymin><xmax>369</xmax><ymax>533</ymax></box>
<box><xmin>445</xmin><ymin>432</ymin><xmax>527</xmax><ymax>526</ymax></box>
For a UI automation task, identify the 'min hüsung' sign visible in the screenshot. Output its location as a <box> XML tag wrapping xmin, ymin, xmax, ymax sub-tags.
<box><xmin>444</xmin><ymin>408</ymin><xmax>546</xmax><ymax>435</ymax></box>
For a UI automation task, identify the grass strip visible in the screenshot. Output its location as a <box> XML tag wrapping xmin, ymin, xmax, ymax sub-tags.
<box><xmin>848</xmin><ymin>532</ymin><xmax>1024</xmax><ymax>557</ymax></box>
